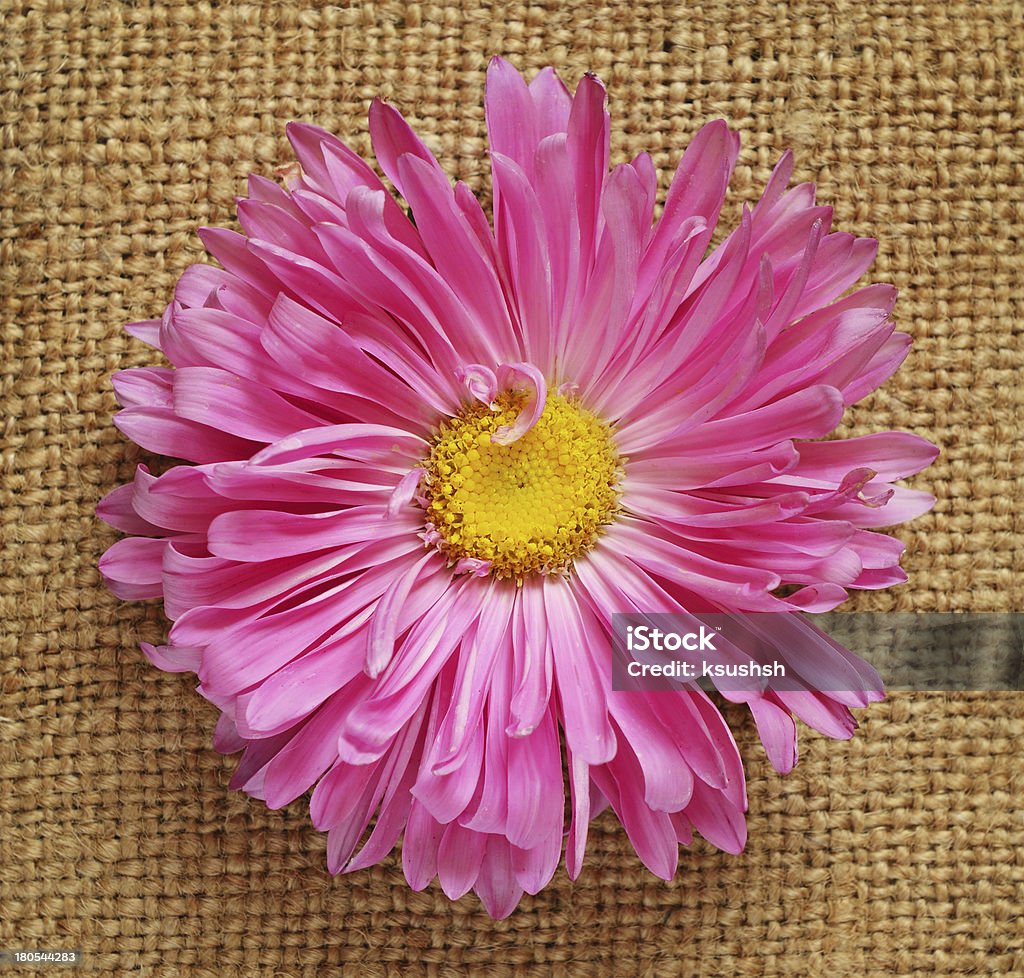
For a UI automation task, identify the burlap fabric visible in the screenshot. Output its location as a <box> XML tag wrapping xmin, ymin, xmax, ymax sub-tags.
<box><xmin>2</xmin><ymin>1</ymin><xmax>1022</xmax><ymax>975</ymax></box>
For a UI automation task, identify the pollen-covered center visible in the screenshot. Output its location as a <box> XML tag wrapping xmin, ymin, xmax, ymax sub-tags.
<box><xmin>422</xmin><ymin>392</ymin><xmax>621</xmax><ymax>579</ymax></box>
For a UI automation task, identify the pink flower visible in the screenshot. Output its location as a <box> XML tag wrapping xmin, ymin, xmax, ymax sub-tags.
<box><xmin>99</xmin><ymin>58</ymin><xmax>937</xmax><ymax>917</ymax></box>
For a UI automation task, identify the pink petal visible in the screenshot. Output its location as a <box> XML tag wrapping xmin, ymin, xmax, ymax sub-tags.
<box><xmin>490</xmin><ymin>151</ymin><xmax>554</xmax><ymax>368</ymax></box>
<box><xmin>427</xmin><ymin>587</ymin><xmax>512</xmax><ymax>776</ymax></box>
<box><xmin>623</xmin><ymin>442</ymin><xmax>799</xmax><ymax>492</ymax></box>
<box><xmin>510</xmin><ymin>829</ymin><xmax>561</xmax><ymax>895</ymax></box>
<box><xmin>436</xmin><ymin>821</ymin><xmax>486</xmax><ymax>900</ymax></box>
<box><xmin>227</xmin><ymin>728</ymin><xmax>298</xmax><ymax>796</ymax></box>
<box><xmin>827</xmin><ymin>486</ymin><xmax>936</xmax><ymax>528</ymax></box>
<box><xmin>140</xmin><ymin>642</ymin><xmax>201</xmax><ymax>673</ymax></box>
<box><xmin>114</xmin><ymin>407</ymin><xmax>261</xmax><ymax>464</ymax></box>
<box><xmin>473</xmin><ymin>836</ymin><xmax>524</xmax><ymax>919</ymax></box>
<box><xmin>773</xmin><ymin>689</ymin><xmax>857</xmax><ymax>740</ymax></box>
<box><xmin>656</xmin><ymin>385</ymin><xmax>846</xmax><ymax>457</ymax></box>
<box><xmin>99</xmin><ymin>536</ymin><xmax>165</xmax><ymax>599</ymax></box>
<box><xmin>485</xmin><ymin>57</ymin><xmax>541</xmax><ymax>175</ymax></box>
<box><xmin>402</xmin><ymin>801</ymin><xmax>446</xmax><ymax>891</ymax></box>
<box><xmin>386</xmin><ymin>467</ymin><xmax>425</xmax><ymax>519</ymax></box>
<box><xmin>368</xmin><ymin>97</ymin><xmax>448</xmax><ymax>198</ymax></box>
<box><xmin>244</xmin><ymin>236</ymin><xmax>372</xmax><ymax>327</ymax></box>
<box><xmin>196</xmin><ymin>569</ymin><xmax>391</xmax><ymax>696</ymax></box>
<box><xmin>124</xmin><ymin>318</ymin><xmax>162</xmax><ymax>348</ymax></box>
<box><xmin>795</xmin><ymin>432</ymin><xmax>939</xmax><ymax>482</ymax></box>
<box><xmin>172</xmin><ymin>366</ymin><xmax>327</xmax><ymax>443</ymax></box>
<box><xmin>196</xmin><ymin>227</ymin><xmax>276</xmax><ymax>297</ymax></box>
<box><xmin>565</xmin><ymin>747</ymin><xmax>591</xmax><ymax>880</ymax></box>
<box><xmin>607</xmin><ymin>693</ymin><xmax>695</xmax><ymax>813</ymax></box>
<box><xmin>112</xmin><ymin>367</ymin><xmax>174</xmax><ymax>409</ymax></box>
<box><xmin>260</xmin><ymin>679</ymin><xmax>372</xmax><ymax>809</ymax></box>
<box><xmin>339</xmin><ymin>581</ymin><xmax>485</xmax><ymax>763</ymax></box>
<box><xmin>343</xmin><ymin>709</ymin><xmax>427</xmax><ymax>873</ymax></box>
<box><xmin>566</xmin><ymin>71</ymin><xmax>610</xmax><ymax>280</ymax></box>
<box><xmin>592</xmin><ymin>741</ymin><xmax>679</xmax><ymax>880</ymax></box>
<box><xmin>533</xmin><ymin>134</ymin><xmax>580</xmax><ymax>353</ymax></box>
<box><xmin>162</xmin><ymin>535</ymin><xmax>414</xmax><ymax>621</ymax></box>
<box><xmin>284</xmin><ymin>121</ymin><xmax>345</xmax><ymax>195</ymax></box>
<box><xmin>684</xmin><ymin>777</ymin><xmax>748</xmax><ymax>855</ymax></box>
<box><xmin>250</xmin><ymin>423</ymin><xmax>426</xmax><ymax>468</ymax></box>
<box><xmin>528</xmin><ymin>66</ymin><xmax>573</xmax><ymax>138</ymax></box>
<box><xmin>505</xmin><ymin>710</ymin><xmax>563</xmax><ymax>850</ymax></box>
<box><xmin>542</xmin><ymin>577</ymin><xmax>616</xmax><ymax>764</ymax></box>
<box><xmin>459</xmin><ymin>637</ymin><xmax>514</xmax><ymax>837</ymax></box>
<box><xmin>240</xmin><ymin>638</ymin><xmax>369</xmax><ymax>738</ymax></box>
<box><xmin>397</xmin><ymin>153</ymin><xmax>521</xmax><ymax>362</ymax></box>
<box><xmin>236</xmin><ymin>198</ymin><xmax>329</xmax><ymax>266</ymax></box>
<box><xmin>456</xmin><ymin>363</ymin><xmax>498</xmax><ymax>405</ymax></box>
<box><xmin>96</xmin><ymin>482</ymin><xmax>163</xmax><ymax>536</ymax></box>
<box><xmin>212</xmin><ymin>712</ymin><xmax>245</xmax><ymax>753</ymax></box>
<box><xmin>507</xmin><ymin>586</ymin><xmax>553</xmax><ymax>735</ymax></box>
<box><xmin>491</xmin><ymin>362</ymin><xmax>547</xmax><ymax>445</ymax></box>
<box><xmin>366</xmin><ymin>552</ymin><xmax>439</xmax><ymax>678</ymax></box>
<box><xmin>164</xmin><ymin>305</ymin><xmax>400</xmax><ymax>424</ymax></box>
<box><xmin>748</xmin><ymin>695</ymin><xmax>799</xmax><ymax>774</ymax></box>
<box><xmin>131</xmin><ymin>465</ymin><xmax>245</xmax><ymax>535</ymax></box>
<box><xmin>841</xmin><ymin>332</ymin><xmax>913</xmax><ymax>403</ymax></box>
<box><xmin>643</xmin><ymin>120</ymin><xmax>738</xmax><ymax>295</ymax></box>
<box><xmin>207</xmin><ymin>505</ymin><xmax>408</xmax><ymax>561</ymax></box>
<box><xmin>313</xmin><ymin>215</ymin><xmax>471</xmax><ymax>374</ymax></box>
<box><xmin>174</xmin><ymin>261</ymin><xmax>272</xmax><ymax>322</ymax></box>
<box><xmin>565</xmin><ymin>164</ymin><xmax>647</xmax><ymax>387</ymax></box>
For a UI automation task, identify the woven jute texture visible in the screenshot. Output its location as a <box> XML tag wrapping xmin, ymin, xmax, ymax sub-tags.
<box><xmin>2</xmin><ymin>1</ymin><xmax>1022</xmax><ymax>975</ymax></box>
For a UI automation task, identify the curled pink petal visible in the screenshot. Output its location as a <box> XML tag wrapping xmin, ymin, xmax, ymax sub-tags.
<box><xmin>386</xmin><ymin>467</ymin><xmax>426</xmax><ymax>518</ymax></box>
<box><xmin>455</xmin><ymin>363</ymin><xmax>499</xmax><ymax>405</ymax></box>
<box><xmin>454</xmin><ymin>557</ymin><xmax>492</xmax><ymax>577</ymax></box>
<box><xmin>491</xmin><ymin>362</ymin><xmax>548</xmax><ymax>445</ymax></box>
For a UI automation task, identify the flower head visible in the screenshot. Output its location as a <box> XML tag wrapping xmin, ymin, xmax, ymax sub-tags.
<box><xmin>99</xmin><ymin>58</ymin><xmax>937</xmax><ymax>917</ymax></box>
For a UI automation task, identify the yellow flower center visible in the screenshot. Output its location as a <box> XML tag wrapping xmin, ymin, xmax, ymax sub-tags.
<box><xmin>422</xmin><ymin>392</ymin><xmax>621</xmax><ymax>580</ymax></box>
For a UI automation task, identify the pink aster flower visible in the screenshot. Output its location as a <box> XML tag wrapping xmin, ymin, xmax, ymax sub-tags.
<box><xmin>99</xmin><ymin>58</ymin><xmax>937</xmax><ymax>917</ymax></box>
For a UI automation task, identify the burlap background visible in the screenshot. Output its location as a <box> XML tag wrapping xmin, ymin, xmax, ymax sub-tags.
<box><xmin>2</xmin><ymin>1</ymin><xmax>1022</xmax><ymax>975</ymax></box>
